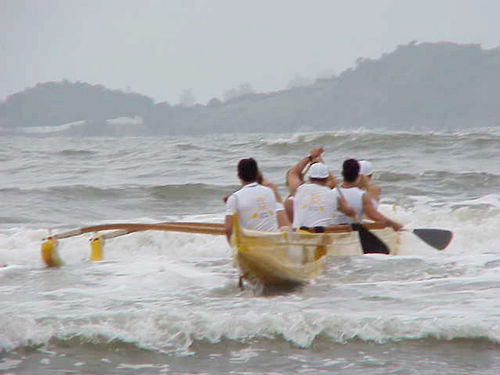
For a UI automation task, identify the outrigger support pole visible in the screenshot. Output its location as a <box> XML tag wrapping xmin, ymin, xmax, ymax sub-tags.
<box><xmin>41</xmin><ymin>222</ymin><xmax>225</xmax><ymax>267</ymax></box>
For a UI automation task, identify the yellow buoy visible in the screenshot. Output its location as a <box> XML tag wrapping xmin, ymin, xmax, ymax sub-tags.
<box><xmin>89</xmin><ymin>232</ymin><xmax>104</xmax><ymax>261</ymax></box>
<box><xmin>41</xmin><ymin>237</ymin><xmax>63</xmax><ymax>267</ymax></box>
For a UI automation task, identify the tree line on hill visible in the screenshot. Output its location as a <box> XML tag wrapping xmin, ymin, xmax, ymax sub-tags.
<box><xmin>1</xmin><ymin>41</ymin><xmax>499</xmax><ymax>136</ymax></box>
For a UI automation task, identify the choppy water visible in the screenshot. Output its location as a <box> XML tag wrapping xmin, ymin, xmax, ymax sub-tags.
<box><xmin>1</xmin><ymin>128</ymin><xmax>500</xmax><ymax>374</ymax></box>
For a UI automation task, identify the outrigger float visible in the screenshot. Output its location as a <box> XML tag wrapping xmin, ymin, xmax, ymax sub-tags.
<box><xmin>41</xmin><ymin>218</ymin><xmax>452</xmax><ymax>287</ymax></box>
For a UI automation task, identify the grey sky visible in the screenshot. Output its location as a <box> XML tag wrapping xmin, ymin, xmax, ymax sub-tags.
<box><xmin>1</xmin><ymin>0</ymin><xmax>499</xmax><ymax>104</ymax></box>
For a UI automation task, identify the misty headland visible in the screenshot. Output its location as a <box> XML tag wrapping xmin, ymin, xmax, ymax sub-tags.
<box><xmin>1</xmin><ymin>41</ymin><xmax>499</xmax><ymax>136</ymax></box>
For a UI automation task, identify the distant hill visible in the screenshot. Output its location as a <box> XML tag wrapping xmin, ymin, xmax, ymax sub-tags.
<box><xmin>1</xmin><ymin>42</ymin><xmax>499</xmax><ymax>136</ymax></box>
<box><xmin>0</xmin><ymin>81</ymin><xmax>154</xmax><ymax>135</ymax></box>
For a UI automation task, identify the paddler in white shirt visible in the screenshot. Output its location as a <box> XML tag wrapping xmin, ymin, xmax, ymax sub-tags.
<box><xmin>284</xmin><ymin>147</ymin><xmax>336</xmax><ymax>222</ymax></box>
<box><xmin>358</xmin><ymin>160</ymin><xmax>381</xmax><ymax>209</ymax></box>
<box><xmin>225</xmin><ymin>158</ymin><xmax>290</xmax><ymax>241</ymax></box>
<box><xmin>292</xmin><ymin>162</ymin><xmax>355</xmax><ymax>229</ymax></box>
<box><xmin>332</xmin><ymin>159</ymin><xmax>402</xmax><ymax>231</ymax></box>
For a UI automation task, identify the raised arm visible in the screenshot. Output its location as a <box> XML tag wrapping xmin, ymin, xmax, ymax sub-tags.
<box><xmin>287</xmin><ymin>147</ymin><xmax>324</xmax><ymax>196</ymax></box>
<box><xmin>261</xmin><ymin>177</ymin><xmax>282</xmax><ymax>204</ymax></box>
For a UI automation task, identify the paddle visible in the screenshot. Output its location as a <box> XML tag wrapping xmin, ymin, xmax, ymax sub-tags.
<box><xmin>350</xmin><ymin>223</ymin><xmax>390</xmax><ymax>254</ymax></box>
<box><xmin>334</xmin><ymin>186</ymin><xmax>391</xmax><ymax>254</ymax></box>
<box><xmin>411</xmin><ymin>228</ymin><xmax>453</xmax><ymax>250</ymax></box>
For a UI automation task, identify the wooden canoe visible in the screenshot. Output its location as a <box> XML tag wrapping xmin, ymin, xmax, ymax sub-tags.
<box><xmin>41</xmin><ymin>220</ymin><xmax>399</xmax><ymax>289</ymax></box>
<box><xmin>231</xmin><ymin>221</ymin><xmax>400</xmax><ymax>287</ymax></box>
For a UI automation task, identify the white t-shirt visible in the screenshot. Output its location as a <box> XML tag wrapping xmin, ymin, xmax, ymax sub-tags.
<box><xmin>225</xmin><ymin>182</ymin><xmax>283</xmax><ymax>232</ymax></box>
<box><xmin>332</xmin><ymin>186</ymin><xmax>365</xmax><ymax>224</ymax></box>
<box><xmin>292</xmin><ymin>183</ymin><xmax>339</xmax><ymax>228</ymax></box>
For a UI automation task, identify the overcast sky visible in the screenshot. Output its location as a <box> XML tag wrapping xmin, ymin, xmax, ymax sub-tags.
<box><xmin>1</xmin><ymin>0</ymin><xmax>499</xmax><ymax>104</ymax></box>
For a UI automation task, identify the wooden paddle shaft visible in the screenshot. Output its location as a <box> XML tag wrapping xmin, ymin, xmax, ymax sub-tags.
<box><xmin>322</xmin><ymin>222</ymin><xmax>388</xmax><ymax>233</ymax></box>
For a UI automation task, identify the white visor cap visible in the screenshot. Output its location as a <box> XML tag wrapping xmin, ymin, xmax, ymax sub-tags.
<box><xmin>359</xmin><ymin>160</ymin><xmax>374</xmax><ymax>176</ymax></box>
<box><xmin>308</xmin><ymin>162</ymin><xmax>329</xmax><ymax>179</ymax></box>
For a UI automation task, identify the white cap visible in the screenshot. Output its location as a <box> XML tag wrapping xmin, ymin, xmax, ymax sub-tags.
<box><xmin>359</xmin><ymin>160</ymin><xmax>374</xmax><ymax>176</ymax></box>
<box><xmin>308</xmin><ymin>163</ymin><xmax>329</xmax><ymax>179</ymax></box>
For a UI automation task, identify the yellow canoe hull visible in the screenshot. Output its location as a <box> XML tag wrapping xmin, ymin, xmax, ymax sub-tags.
<box><xmin>231</xmin><ymin>224</ymin><xmax>400</xmax><ymax>287</ymax></box>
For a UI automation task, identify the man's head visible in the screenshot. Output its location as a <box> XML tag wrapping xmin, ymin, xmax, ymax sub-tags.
<box><xmin>308</xmin><ymin>162</ymin><xmax>329</xmax><ymax>183</ymax></box>
<box><xmin>342</xmin><ymin>159</ymin><xmax>360</xmax><ymax>183</ymax></box>
<box><xmin>237</xmin><ymin>158</ymin><xmax>259</xmax><ymax>183</ymax></box>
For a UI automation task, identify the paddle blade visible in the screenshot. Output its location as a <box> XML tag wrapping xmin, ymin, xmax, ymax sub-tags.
<box><xmin>413</xmin><ymin>229</ymin><xmax>453</xmax><ymax>250</ymax></box>
<box><xmin>352</xmin><ymin>223</ymin><xmax>390</xmax><ymax>254</ymax></box>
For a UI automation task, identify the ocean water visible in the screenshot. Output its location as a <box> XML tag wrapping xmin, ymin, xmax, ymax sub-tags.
<box><xmin>1</xmin><ymin>128</ymin><xmax>500</xmax><ymax>374</ymax></box>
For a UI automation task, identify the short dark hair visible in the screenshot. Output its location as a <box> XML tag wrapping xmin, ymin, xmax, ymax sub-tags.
<box><xmin>237</xmin><ymin>158</ymin><xmax>259</xmax><ymax>182</ymax></box>
<box><xmin>342</xmin><ymin>159</ymin><xmax>360</xmax><ymax>183</ymax></box>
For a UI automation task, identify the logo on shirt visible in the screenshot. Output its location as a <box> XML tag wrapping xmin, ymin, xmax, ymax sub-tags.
<box><xmin>250</xmin><ymin>196</ymin><xmax>274</xmax><ymax>220</ymax></box>
<box><xmin>300</xmin><ymin>193</ymin><xmax>325</xmax><ymax>212</ymax></box>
